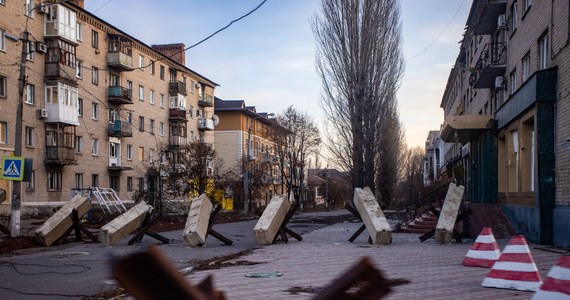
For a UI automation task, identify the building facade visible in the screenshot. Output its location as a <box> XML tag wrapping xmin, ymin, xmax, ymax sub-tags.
<box><xmin>0</xmin><ymin>0</ymin><xmax>217</xmax><ymax>213</ymax></box>
<box><xmin>423</xmin><ymin>130</ymin><xmax>444</xmax><ymax>187</ymax></box>
<box><xmin>440</xmin><ymin>0</ymin><xmax>569</xmax><ymax>247</ymax></box>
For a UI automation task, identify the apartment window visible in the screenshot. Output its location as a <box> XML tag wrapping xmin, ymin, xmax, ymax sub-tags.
<box><xmin>25</xmin><ymin>84</ymin><xmax>34</xmax><ymax>104</ymax></box>
<box><xmin>109</xmin><ymin>73</ymin><xmax>119</xmax><ymax>86</ymax></box>
<box><xmin>91</xmin><ymin>138</ymin><xmax>99</xmax><ymax>155</ymax></box>
<box><xmin>1</xmin><ymin>29</ymin><xmax>6</xmax><ymax>52</ymax></box>
<box><xmin>139</xmin><ymin>116</ymin><xmax>144</xmax><ymax>131</ymax></box>
<box><xmin>0</xmin><ymin>0</ymin><xmax>4</xmax><ymax>5</ymax></box>
<box><xmin>75</xmin><ymin>136</ymin><xmax>83</xmax><ymax>153</ymax></box>
<box><xmin>78</xmin><ymin>98</ymin><xmax>83</xmax><ymax>116</ymax></box>
<box><xmin>127</xmin><ymin>177</ymin><xmax>133</xmax><ymax>192</ymax></box>
<box><xmin>91</xmin><ymin>174</ymin><xmax>99</xmax><ymax>187</ymax></box>
<box><xmin>538</xmin><ymin>32</ymin><xmax>548</xmax><ymax>70</ymax></box>
<box><xmin>160</xmin><ymin>122</ymin><xmax>165</xmax><ymax>136</ymax></box>
<box><xmin>159</xmin><ymin>65</ymin><xmax>165</xmax><ymax>80</ymax></box>
<box><xmin>47</xmin><ymin>172</ymin><xmax>62</xmax><ymax>191</ymax></box>
<box><xmin>110</xmin><ymin>176</ymin><xmax>120</xmax><ymax>191</ymax></box>
<box><xmin>139</xmin><ymin>55</ymin><xmax>144</xmax><ymax>69</ymax></box>
<box><xmin>91</xmin><ymin>30</ymin><xmax>99</xmax><ymax>48</ymax></box>
<box><xmin>524</xmin><ymin>0</ymin><xmax>532</xmax><ymax>11</ymax></box>
<box><xmin>150</xmin><ymin>90</ymin><xmax>155</xmax><ymax>104</ymax></box>
<box><xmin>127</xmin><ymin>144</ymin><xmax>133</xmax><ymax>160</ymax></box>
<box><xmin>75</xmin><ymin>173</ymin><xmax>84</xmax><ymax>189</ymax></box>
<box><xmin>24</xmin><ymin>0</ymin><xmax>33</xmax><ymax>16</ymax></box>
<box><xmin>26</xmin><ymin>41</ymin><xmax>34</xmax><ymax>61</ymax></box>
<box><xmin>25</xmin><ymin>170</ymin><xmax>35</xmax><ymax>190</ymax></box>
<box><xmin>139</xmin><ymin>85</ymin><xmax>144</xmax><ymax>101</ymax></box>
<box><xmin>76</xmin><ymin>60</ymin><xmax>83</xmax><ymax>78</ymax></box>
<box><xmin>25</xmin><ymin>127</ymin><xmax>35</xmax><ymax>147</ymax></box>
<box><xmin>127</xmin><ymin>80</ymin><xmax>133</xmax><ymax>91</ymax></box>
<box><xmin>150</xmin><ymin>119</ymin><xmax>155</xmax><ymax>134</ymax></box>
<box><xmin>0</xmin><ymin>75</ymin><xmax>5</xmax><ymax>97</ymax></box>
<box><xmin>76</xmin><ymin>22</ymin><xmax>83</xmax><ymax>41</ymax></box>
<box><xmin>190</xmin><ymin>81</ymin><xmax>195</xmax><ymax>94</ymax></box>
<box><xmin>522</xmin><ymin>52</ymin><xmax>531</xmax><ymax>82</ymax></box>
<box><xmin>0</xmin><ymin>122</ymin><xmax>7</xmax><ymax>144</ymax></box>
<box><xmin>92</xmin><ymin>67</ymin><xmax>99</xmax><ymax>85</ymax></box>
<box><xmin>92</xmin><ymin>102</ymin><xmax>99</xmax><ymax>120</ymax></box>
<box><xmin>510</xmin><ymin>2</ymin><xmax>518</xmax><ymax>32</ymax></box>
<box><xmin>138</xmin><ymin>178</ymin><xmax>145</xmax><ymax>192</ymax></box>
<box><xmin>109</xmin><ymin>142</ymin><xmax>118</xmax><ymax>158</ymax></box>
<box><xmin>509</xmin><ymin>68</ymin><xmax>517</xmax><ymax>94</ymax></box>
<box><xmin>150</xmin><ymin>61</ymin><xmax>155</xmax><ymax>75</ymax></box>
<box><xmin>127</xmin><ymin>111</ymin><xmax>132</xmax><ymax>124</ymax></box>
<box><xmin>160</xmin><ymin>94</ymin><xmax>165</xmax><ymax>108</ymax></box>
<box><xmin>138</xmin><ymin>147</ymin><xmax>144</xmax><ymax>161</ymax></box>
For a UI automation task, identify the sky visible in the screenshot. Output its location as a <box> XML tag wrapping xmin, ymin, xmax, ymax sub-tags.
<box><xmin>84</xmin><ymin>0</ymin><xmax>471</xmax><ymax>149</ymax></box>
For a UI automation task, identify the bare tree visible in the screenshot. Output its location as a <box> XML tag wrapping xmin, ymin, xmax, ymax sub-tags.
<box><xmin>313</xmin><ymin>0</ymin><xmax>404</xmax><ymax>196</ymax></box>
<box><xmin>395</xmin><ymin>146</ymin><xmax>425</xmax><ymax>208</ymax></box>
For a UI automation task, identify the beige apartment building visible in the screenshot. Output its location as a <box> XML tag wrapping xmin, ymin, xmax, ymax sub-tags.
<box><xmin>439</xmin><ymin>0</ymin><xmax>569</xmax><ymax>247</ymax></box>
<box><xmin>0</xmin><ymin>0</ymin><xmax>217</xmax><ymax>213</ymax></box>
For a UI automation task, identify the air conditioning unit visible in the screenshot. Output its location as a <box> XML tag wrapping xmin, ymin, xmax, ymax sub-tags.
<box><xmin>36</xmin><ymin>42</ymin><xmax>47</xmax><ymax>53</ymax></box>
<box><xmin>498</xmin><ymin>14</ymin><xmax>507</xmax><ymax>30</ymax></box>
<box><xmin>37</xmin><ymin>108</ymin><xmax>48</xmax><ymax>119</ymax></box>
<box><xmin>38</xmin><ymin>5</ymin><xmax>49</xmax><ymax>14</ymax></box>
<box><xmin>495</xmin><ymin>76</ymin><xmax>505</xmax><ymax>89</ymax></box>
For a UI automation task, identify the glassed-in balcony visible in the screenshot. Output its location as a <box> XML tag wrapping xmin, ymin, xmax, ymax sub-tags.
<box><xmin>169</xmin><ymin>81</ymin><xmax>187</xmax><ymax>95</ymax></box>
<box><xmin>169</xmin><ymin>108</ymin><xmax>187</xmax><ymax>122</ymax></box>
<box><xmin>469</xmin><ymin>43</ymin><xmax>507</xmax><ymax>89</ymax></box>
<box><xmin>45</xmin><ymin>146</ymin><xmax>77</xmax><ymax>165</ymax></box>
<box><xmin>108</xmin><ymin>86</ymin><xmax>133</xmax><ymax>105</ymax></box>
<box><xmin>169</xmin><ymin>135</ymin><xmax>187</xmax><ymax>148</ymax></box>
<box><xmin>198</xmin><ymin>94</ymin><xmax>214</xmax><ymax>107</ymax></box>
<box><xmin>108</xmin><ymin>120</ymin><xmax>133</xmax><ymax>137</ymax></box>
<box><xmin>45</xmin><ymin>62</ymin><xmax>76</xmax><ymax>83</ymax></box>
<box><xmin>198</xmin><ymin>118</ymin><xmax>214</xmax><ymax>131</ymax></box>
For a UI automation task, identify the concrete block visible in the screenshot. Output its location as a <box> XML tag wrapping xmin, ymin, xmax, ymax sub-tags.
<box><xmin>435</xmin><ymin>183</ymin><xmax>465</xmax><ymax>244</ymax></box>
<box><xmin>100</xmin><ymin>202</ymin><xmax>153</xmax><ymax>246</ymax></box>
<box><xmin>253</xmin><ymin>194</ymin><xmax>291</xmax><ymax>245</ymax></box>
<box><xmin>353</xmin><ymin>187</ymin><xmax>392</xmax><ymax>245</ymax></box>
<box><xmin>183</xmin><ymin>194</ymin><xmax>213</xmax><ymax>247</ymax></box>
<box><xmin>35</xmin><ymin>195</ymin><xmax>91</xmax><ymax>246</ymax></box>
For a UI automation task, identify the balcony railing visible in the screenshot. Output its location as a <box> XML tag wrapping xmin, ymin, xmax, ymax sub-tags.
<box><xmin>108</xmin><ymin>86</ymin><xmax>133</xmax><ymax>105</ymax></box>
<box><xmin>45</xmin><ymin>62</ymin><xmax>76</xmax><ymax>83</ymax></box>
<box><xmin>469</xmin><ymin>43</ymin><xmax>507</xmax><ymax>89</ymax></box>
<box><xmin>169</xmin><ymin>135</ymin><xmax>187</xmax><ymax>148</ymax></box>
<box><xmin>198</xmin><ymin>118</ymin><xmax>214</xmax><ymax>131</ymax></box>
<box><xmin>45</xmin><ymin>146</ymin><xmax>77</xmax><ymax>165</ymax></box>
<box><xmin>169</xmin><ymin>81</ymin><xmax>187</xmax><ymax>95</ymax></box>
<box><xmin>169</xmin><ymin>108</ymin><xmax>187</xmax><ymax>121</ymax></box>
<box><xmin>472</xmin><ymin>0</ymin><xmax>507</xmax><ymax>35</ymax></box>
<box><xmin>107</xmin><ymin>52</ymin><xmax>134</xmax><ymax>71</ymax></box>
<box><xmin>108</xmin><ymin>120</ymin><xmax>133</xmax><ymax>137</ymax></box>
<box><xmin>198</xmin><ymin>94</ymin><xmax>214</xmax><ymax>107</ymax></box>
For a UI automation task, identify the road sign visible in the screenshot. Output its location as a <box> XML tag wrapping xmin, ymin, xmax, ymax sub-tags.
<box><xmin>1</xmin><ymin>156</ymin><xmax>25</xmax><ymax>181</ymax></box>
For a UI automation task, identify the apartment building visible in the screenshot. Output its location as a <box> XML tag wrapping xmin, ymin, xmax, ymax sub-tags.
<box><xmin>214</xmin><ymin>97</ymin><xmax>285</xmax><ymax>210</ymax></box>
<box><xmin>439</xmin><ymin>0</ymin><xmax>569</xmax><ymax>247</ymax></box>
<box><xmin>0</xmin><ymin>0</ymin><xmax>217</xmax><ymax>213</ymax></box>
<box><xmin>423</xmin><ymin>130</ymin><xmax>444</xmax><ymax>187</ymax></box>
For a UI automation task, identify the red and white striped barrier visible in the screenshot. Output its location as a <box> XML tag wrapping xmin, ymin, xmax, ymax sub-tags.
<box><xmin>482</xmin><ymin>235</ymin><xmax>542</xmax><ymax>292</ymax></box>
<box><xmin>462</xmin><ymin>227</ymin><xmax>500</xmax><ymax>268</ymax></box>
<box><xmin>532</xmin><ymin>256</ymin><xmax>570</xmax><ymax>299</ymax></box>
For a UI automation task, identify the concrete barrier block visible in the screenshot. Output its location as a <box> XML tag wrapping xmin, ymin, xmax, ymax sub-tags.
<box><xmin>183</xmin><ymin>194</ymin><xmax>213</xmax><ymax>247</ymax></box>
<box><xmin>35</xmin><ymin>195</ymin><xmax>91</xmax><ymax>246</ymax></box>
<box><xmin>253</xmin><ymin>195</ymin><xmax>291</xmax><ymax>245</ymax></box>
<box><xmin>354</xmin><ymin>187</ymin><xmax>392</xmax><ymax>245</ymax></box>
<box><xmin>435</xmin><ymin>183</ymin><xmax>465</xmax><ymax>244</ymax></box>
<box><xmin>100</xmin><ymin>202</ymin><xmax>153</xmax><ymax>246</ymax></box>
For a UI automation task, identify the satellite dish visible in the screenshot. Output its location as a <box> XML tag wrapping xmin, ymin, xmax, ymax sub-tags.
<box><xmin>212</xmin><ymin>115</ymin><xmax>220</xmax><ymax>126</ymax></box>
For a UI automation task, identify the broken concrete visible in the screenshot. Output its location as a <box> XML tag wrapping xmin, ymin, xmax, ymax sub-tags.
<box><xmin>353</xmin><ymin>187</ymin><xmax>392</xmax><ymax>245</ymax></box>
<box><xmin>253</xmin><ymin>194</ymin><xmax>291</xmax><ymax>245</ymax></box>
<box><xmin>35</xmin><ymin>195</ymin><xmax>91</xmax><ymax>246</ymax></box>
<box><xmin>435</xmin><ymin>183</ymin><xmax>465</xmax><ymax>244</ymax></box>
<box><xmin>183</xmin><ymin>194</ymin><xmax>213</xmax><ymax>247</ymax></box>
<box><xmin>100</xmin><ymin>202</ymin><xmax>153</xmax><ymax>246</ymax></box>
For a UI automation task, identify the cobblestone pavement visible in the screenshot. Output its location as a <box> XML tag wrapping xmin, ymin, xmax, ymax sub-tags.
<box><xmin>187</xmin><ymin>221</ymin><xmax>563</xmax><ymax>300</ymax></box>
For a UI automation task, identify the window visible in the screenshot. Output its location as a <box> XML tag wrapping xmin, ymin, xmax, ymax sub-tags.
<box><xmin>47</xmin><ymin>172</ymin><xmax>62</xmax><ymax>191</ymax></box>
<box><xmin>91</xmin><ymin>174</ymin><xmax>99</xmax><ymax>188</ymax></box>
<box><xmin>160</xmin><ymin>122</ymin><xmax>165</xmax><ymax>136</ymax></box>
<box><xmin>509</xmin><ymin>68</ymin><xmax>518</xmax><ymax>94</ymax></box>
<box><xmin>160</xmin><ymin>65</ymin><xmax>165</xmax><ymax>80</ymax></box>
<box><xmin>190</xmin><ymin>81</ymin><xmax>195</xmax><ymax>94</ymax></box>
<box><xmin>127</xmin><ymin>144</ymin><xmax>133</xmax><ymax>160</ymax></box>
<box><xmin>76</xmin><ymin>60</ymin><xmax>82</xmax><ymax>78</ymax></box>
<box><xmin>127</xmin><ymin>177</ymin><xmax>133</xmax><ymax>192</ymax></box>
<box><xmin>522</xmin><ymin>52</ymin><xmax>531</xmax><ymax>82</ymax></box>
<box><xmin>110</xmin><ymin>176</ymin><xmax>120</xmax><ymax>191</ymax></box>
<box><xmin>109</xmin><ymin>142</ymin><xmax>118</xmax><ymax>158</ymax></box>
<box><xmin>26</xmin><ymin>41</ymin><xmax>34</xmax><ymax>61</ymax></box>
<box><xmin>150</xmin><ymin>61</ymin><xmax>155</xmax><ymax>75</ymax></box>
<box><xmin>127</xmin><ymin>111</ymin><xmax>133</xmax><ymax>124</ymax></box>
<box><xmin>524</xmin><ymin>0</ymin><xmax>532</xmax><ymax>11</ymax></box>
<box><xmin>138</xmin><ymin>147</ymin><xmax>144</xmax><ymax>161</ymax></box>
<box><xmin>25</xmin><ymin>84</ymin><xmax>34</xmax><ymax>104</ymax></box>
<box><xmin>539</xmin><ymin>32</ymin><xmax>548</xmax><ymax>70</ymax></box>
<box><xmin>150</xmin><ymin>119</ymin><xmax>155</xmax><ymax>134</ymax></box>
<box><xmin>76</xmin><ymin>22</ymin><xmax>82</xmax><ymax>41</ymax></box>
<box><xmin>109</xmin><ymin>73</ymin><xmax>119</xmax><ymax>86</ymax></box>
<box><xmin>1</xmin><ymin>29</ymin><xmax>6</xmax><ymax>52</ymax></box>
<box><xmin>24</xmin><ymin>0</ymin><xmax>33</xmax><ymax>16</ymax></box>
<box><xmin>75</xmin><ymin>173</ymin><xmax>83</xmax><ymax>189</ymax></box>
<box><xmin>127</xmin><ymin>80</ymin><xmax>133</xmax><ymax>91</ymax></box>
<box><xmin>91</xmin><ymin>138</ymin><xmax>99</xmax><ymax>155</ymax></box>
<box><xmin>75</xmin><ymin>136</ymin><xmax>83</xmax><ymax>153</ymax></box>
<box><xmin>149</xmin><ymin>90</ymin><xmax>155</xmax><ymax>104</ymax></box>
<box><xmin>510</xmin><ymin>1</ymin><xmax>518</xmax><ymax>31</ymax></box>
<box><xmin>92</xmin><ymin>102</ymin><xmax>99</xmax><ymax>119</ymax></box>
<box><xmin>0</xmin><ymin>122</ymin><xmax>7</xmax><ymax>144</ymax></box>
<box><xmin>0</xmin><ymin>75</ymin><xmax>5</xmax><ymax>97</ymax></box>
<box><xmin>25</xmin><ymin>127</ymin><xmax>35</xmax><ymax>147</ymax></box>
<box><xmin>139</xmin><ymin>116</ymin><xmax>144</xmax><ymax>131</ymax></box>
<box><xmin>138</xmin><ymin>177</ymin><xmax>145</xmax><ymax>191</ymax></box>
<box><xmin>78</xmin><ymin>98</ymin><xmax>83</xmax><ymax>116</ymax></box>
<box><xmin>160</xmin><ymin>94</ymin><xmax>165</xmax><ymax>108</ymax></box>
<box><xmin>25</xmin><ymin>170</ymin><xmax>35</xmax><ymax>190</ymax></box>
<box><xmin>92</xmin><ymin>67</ymin><xmax>99</xmax><ymax>85</ymax></box>
<box><xmin>139</xmin><ymin>55</ymin><xmax>144</xmax><ymax>69</ymax></box>
<box><xmin>139</xmin><ymin>85</ymin><xmax>144</xmax><ymax>101</ymax></box>
<box><xmin>91</xmin><ymin>30</ymin><xmax>99</xmax><ymax>48</ymax></box>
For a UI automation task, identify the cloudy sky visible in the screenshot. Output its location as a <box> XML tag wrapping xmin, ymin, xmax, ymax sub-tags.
<box><xmin>85</xmin><ymin>0</ymin><xmax>470</xmax><ymax>148</ymax></box>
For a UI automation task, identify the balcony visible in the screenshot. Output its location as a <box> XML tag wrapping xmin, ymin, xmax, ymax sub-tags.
<box><xmin>108</xmin><ymin>162</ymin><xmax>132</xmax><ymax>172</ymax></box>
<box><xmin>169</xmin><ymin>135</ymin><xmax>187</xmax><ymax>148</ymax></box>
<box><xmin>107</xmin><ymin>52</ymin><xmax>134</xmax><ymax>72</ymax></box>
<box><xmin>471</xmin><ymin>0</ymin><xmax>507</xmax><ymax>35</ymax></box>
<box><xmin>108</xmin><ymin>86</ymin><xmax>133</xmax><ymax>105</ymax></box>
<box><xmin>108</xmin><ymin>120</ymin><xmax>133</xmax><ymax>137</ymax></box>
<box><xmin>45</xmin><ymin>62</ymin><xmax>76</xmax><ymax>83</ymax></box>
<box><xmin>169</xmin><ymin>108</ymin><xmax>187</xmax><ymax>122</ymax></box>
<box><xmin>169</xmin><ymin>81</ymin><xmax>187</xmax><ymax>95</ymax></box>
<box><xmin>469</xmin><ymin>43</ymin><xmax>507</xmax><ymax>89</ymax></box>
<box><xmin>198</xmin><ymin>118</ymin><xmax>214</xmax><ymax>131</ymax></box>
<box><xmin>198</xmin><ymin>94</ymin><xmax>214</xmax><ymax>107</ymax></box>
<box><xmin>45</xmin><ymin>146</ymin><xmax>77</xmax><ymax>165</ymax></box>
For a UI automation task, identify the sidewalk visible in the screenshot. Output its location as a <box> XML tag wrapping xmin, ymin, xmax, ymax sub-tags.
<box><xmin>187</xmin><ymin>221</ymin><xmax>564</xmax><ymax>300</ymax></box>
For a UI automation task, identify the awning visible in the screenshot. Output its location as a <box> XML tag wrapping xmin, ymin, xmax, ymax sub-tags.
<box><xmin>440</xmin><ymin>115</ymin><xmax>495</xmax><ymax>143</ymax></box>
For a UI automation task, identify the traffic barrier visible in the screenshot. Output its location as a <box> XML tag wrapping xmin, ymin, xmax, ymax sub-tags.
<box><xmin>183</xmin><ymin>194</ymin><xmax>213</xmax><ymax>247</ymax></box>
<box><xmin>353</xmin><ymin>187</ymin><xmax>392</xmax><ymax>245</ymax></box>
<box><xmin>462</xmin><ymin>227</ymin><xmax>500</xmax><ymax>268</ymax></box>
<box><xmin>531</xmin><ymin>255</ymin><xmax>570</xmax><ymax>299</ymax></box>
<box><xmin>482</xmin><ymin>235</ymin><xmax>542</xmax><ymax>292</ymax></box>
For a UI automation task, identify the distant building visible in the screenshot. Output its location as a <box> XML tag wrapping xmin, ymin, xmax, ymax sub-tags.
<box><xmin>423</xmin><ymin>130</ymin><xmax>444</xmax><ymax>186</ymax></box>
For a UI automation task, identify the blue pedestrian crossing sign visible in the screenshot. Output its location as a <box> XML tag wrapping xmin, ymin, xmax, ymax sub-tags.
<box><xmin>1</xmin><ymin>156</ymin><xmax>25</xmax><ymax>181</ymax></box>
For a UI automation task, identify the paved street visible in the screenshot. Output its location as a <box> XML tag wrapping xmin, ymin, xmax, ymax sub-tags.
<box><xmin>0</xmin><ymin>210</ymin><xmax>566</xmax><ymax>299</ymax></box>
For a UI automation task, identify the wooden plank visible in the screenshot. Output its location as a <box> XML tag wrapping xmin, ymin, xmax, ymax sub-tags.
<box><xmin>100</xmin><ymin>202</ymin><xmax>153</xmax><ymax>246</ymax></box>
<box><xmin>353</xmin><ymin>187</ymin><xmax>392</xmax><ymax>245</ymax></box>
<box><xmin>35</xmin><ymin>195</ymin><xmax>91</xmax><ymax>246</ymax></box>
<box><xmin>183</xmin><ymin>194</ymin><xmax>213</xmax><ymax>247</ymax></box>
<box><xmin>253</xmin><ymin>194</ymin><xmax>291</xmax><ymax>245</ymax></box>
<box><xmin>435</xmin><ymin>183</ymin><xmax>465</xmax><ymax>244</ymax></box>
